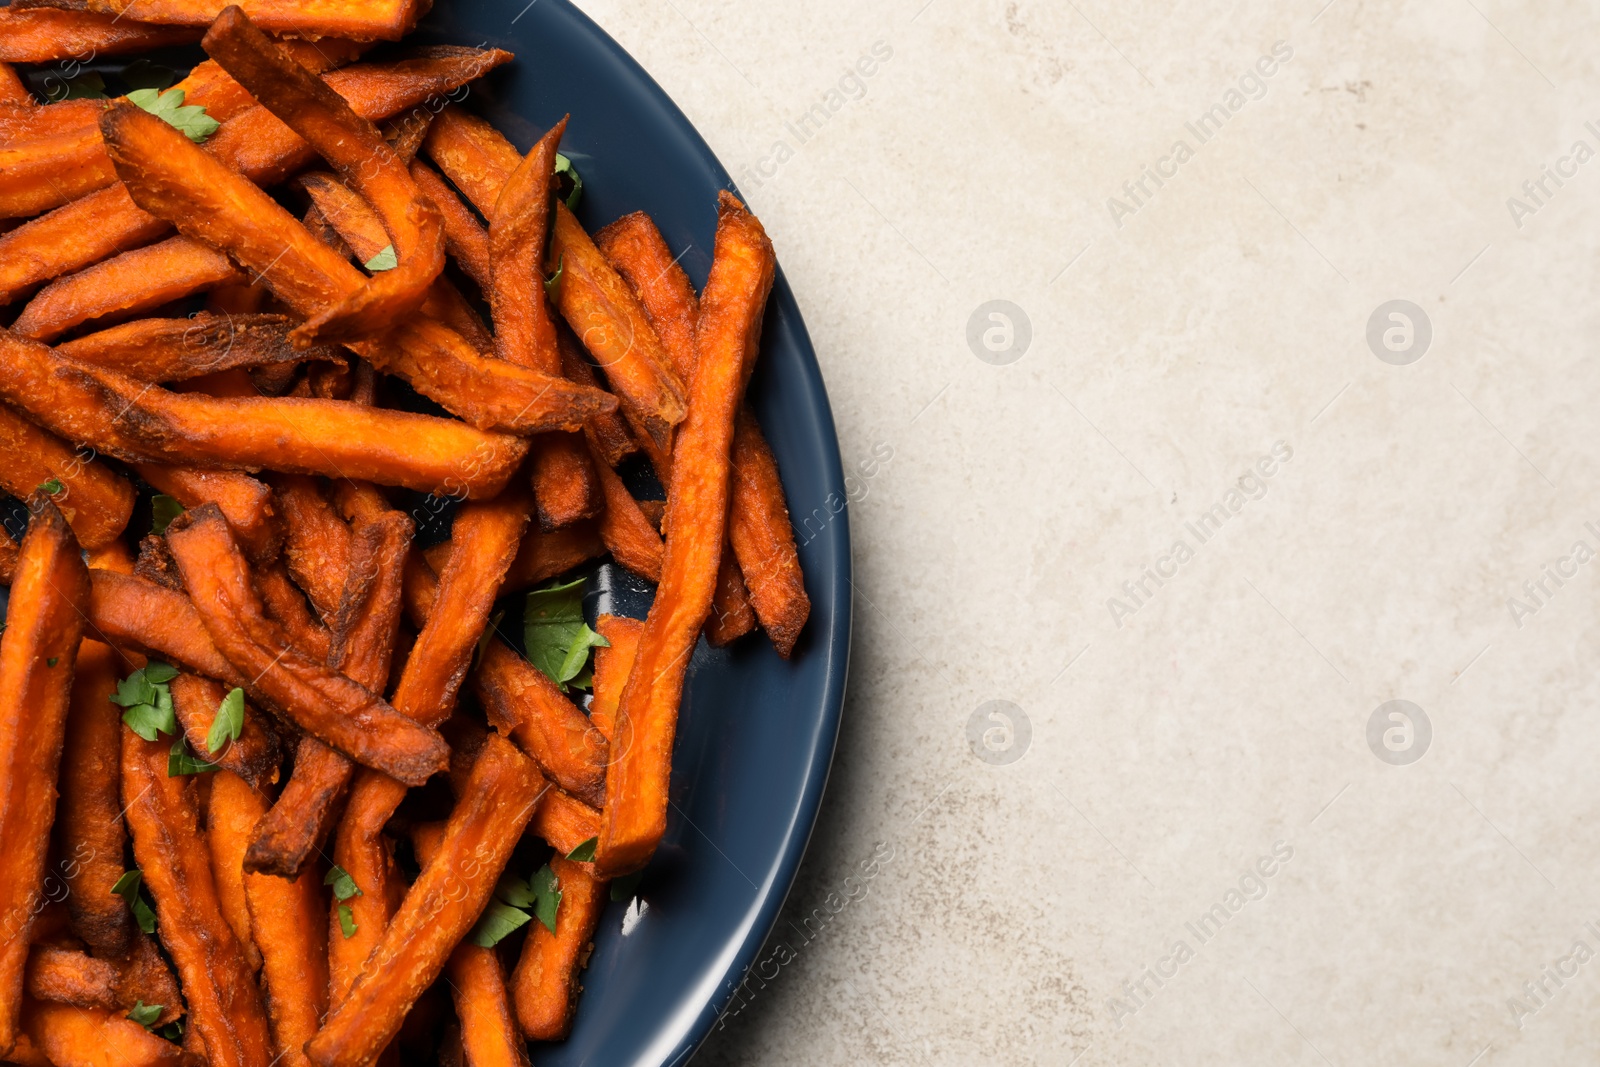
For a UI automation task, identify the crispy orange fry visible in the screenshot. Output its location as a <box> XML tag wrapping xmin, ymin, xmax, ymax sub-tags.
<box><xmin>510</xmin><ymin>856</ymin><xmax>604</xmax><ymax>1041</ymax></box>
<box><xmin>275</xmin><ymin>475</ymin><xmax>353</xmax><ymax>621</ymax></box>
<box><xmin>167</xmin><ymin>504</ymin><xmax>449</xmax><ymax>786</ymax></box>
<box><xmin>87</xmin><ymin>569</ymin><xmax>245</xmax><ymax>684</ymax></box>
<box><xmin>255</xmin><ymin>562</ymin><xmax>333</xmax><ymax>661</ymax></box>
<box><xmin>589</xmin><ymin>613</ymin><xmax>642</xmax><ymax>742</ymax></box>
<box><xmin>530</xmin><ymin>788</ymin><xmax>600</xmax><ymax>858</ymax></box>
<box><xmin>325</xmin><ymin>772</ymin><xmax>399</xmax><ymax>1007</ymax></box>
<box><xmin>87</xmin><ymin>0</ymin><xmax>430</xmax><ymax>41</ymax></box>
<box><xmin>14</xmin><ymin>236</ymin><xmax>243</xmax><ymax>342</ymax></box>
<box><xmin>0</xmin><ymin>501</ymin><xmax>89</xmax><ymax>1053</ymax></box>
<box><xmin>558</xmin><ymin>325</ymin><xmax>637</xmax><ymax>468</ymax></box>
<box><xmin>0</xmin><ymin>401</ymin><xmax>133</xmax><ymax>549</ymax></box>
<box><xmin>101</xmin><ymin>105</ymin><xmax>614</xmax><ymax>435</ymax></box>
<box><xmin>204</xmin><ymin>9</ymin><xmax>445</xmax><ymax>346</ymax></box>
<box><xmin>594</xmin><ymin>211</ymin><xmax>698</xmax><ymax>385</ymax></box>
<box><xmin>0</xmin><ymin>187</ymin><xmax>169</xmax><ymax>306</ymax></box>
<box><xmin>597</xmin><ymin>194</ymin><xmax>775</xmax><ymax>878</ymax></box>
<box><xmin>490</xmin><ymin>521</ymin><xmax>605</xmax><ymax>593</ymax></box>
<box><xmin>592</xmin><ymin>451</ymin><xmax>664</xmax><ymax>582</ymax></box>
<box><xmin>205</xmin><ymin>767</ymin><xmax>266</xmax><ymax>975</ymax></box>
<box><xmin>0</xmin><ymin>528</ymin><xmax>17</xmax><ymax>585</ymax></box>
<box><xmin>410</xmin><ymin>825</ymin><xmax>531</xmax><ymax>1067</ymax></box>
<box><xmin>132</xmin><ymin>462</ymin><xmax>283</xmax><ymax>564</ymax></box>
<box><xmin>308</xmin><ymin>735</ymin><xmax>544</xmax><ymax>1067</ymax></box>
<box><xmin>56</xmin><ymin>314</ymin><xmax>330</xmax><ymax>383</ymax></box>
<box><xmin>0</xmin><ymin>111</ymin><xmax>116</xmax><ymax>220</ymax></box>
<box><xmin>23</xmin><ymin>948</ymin><xmax>118</xmax><ymax>1011</ymax></box>
<box><xmin>411</xmin><ymin>160</ymin><xmax>490</xmax><ymax>291</ymax></box>
<box><xmin>171</xmin><ymin>672</ymin><xmax>281</xmax><ymax>789</ymax></box>
<box><xmin>0</xmin><ymin>63</ymin><xmax>28</xmax><ymax>105</ymax></box>
<box><xmin>0</xmin><ymin>6</ymin><xmax>201</xmax><ymax>64</ymax></box>
<box><xmin>115</xmin><ymin>933</ymin><xmax>182</xmax><ymax>1027</ymax></box>
<box><xmin>121</xmin><ymin>727</ymin><xmax>274</xmax><ymax>1067</ymax></box>
<box><xmin>22</xmin><ymin>1000</ymin><xmax>190</xmax><ymax>1067</ymax></box>
<box><xmin>0</xmin><ymin>329</ymin><xmax>531</xmax><ymax>498</ymax></box>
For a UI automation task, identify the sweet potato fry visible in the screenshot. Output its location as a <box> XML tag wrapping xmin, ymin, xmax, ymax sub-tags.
<box><xmin>308</xmin><ymin>735</ymin><xmax>544</xmax><ymax>1067</ymax></box>
<box><xmin>246</xmin><ymin>505</ymin><xmax>411</xmax><ymax>877</ymax></box>
<box><xmin>558</xmin><ymin>325</ymin><xmax>637</xmax><ymax>468</ymax></box>
<box><xmin>171</xmin><ymin>673</ymin><xmax>280</xmax><ymax>789</ymax></box>
<box><xmin>169</xmin><ymin>38</ymin><xmax>371</xmax><ymax>126</ymax></box>
<box><xmin>589</xmin><ymin>613</ymin><xmax>642</xmax><ymax>742</ymax></box>
<box><xmin>0</xmin><ymin>113</ymin><xmax>116</xmax><ymax>220</ymax></box>
<box><xmin>13</xmin><ymin>236</ymin><xmax>242</xmax><ymax>342</ymax></box>
<box><xmin>729</xmin><ymin>409</ymin><xmax>809</xmax><ymax>656</ymax></box>
<box><xmin>100</xmin><ymin>105</ymin><xmax>614</xmax><ymax>435</ymax></box>
<box><xmin>0</xmin><ymin>329</ymin><xmax>532</xmax><ymax>497</ymax></box>
<box><xmin>205</xmin><ymin>768</ymin><xmax>266</xmax><ymax>974</ymax></box>
<box><xmin>132</xmin><ymin>463</ymin><xmax>282</xmax><ymax>564</ymax></box>
<box><xmin>56</xmin><ymin>314</ymin><xmax>329</xmax><ymax>383</ymax></box>
<box><xmin>0</xmin><ymin>401</ymin><xmax>133</xmax><ymax>549</ymax></box>
<box><xmin>23</xmin><ymin>948</ymin><xmax>118</xmax><ymax>1011</ymax></box>
<box><xmin>411</xmin><ymin>161</ymin><xmax>490</xmax><ymax>291</ymax></box>
<box><xmin>596</xmin><ymin>194</ymin><xmax>775</xmax><ymax>878</ymax></box>
<box><xmin>121</xmin><ymin>727</ymin><xmax>274</xmax><ymax>1067</ymax></box>
<box><xmin>0</xmin><ymin>528</ymin><xmax>16</xmax><ymax>586</ymax></box>
<box><xmin>22</xmin><ymin>1000</ymin><xmax>190</xmax><ymax>1067</ymax></box>
<box><xmin>0</xmin><ymin>63</ymin><xmax>28</xmax><ymax>106</ymax></box>
<box><xmin>87</xmin><ymin>569</ymin><xmax>244</xmax><ymax>684</ymax></box>
<box><xmin>274</xmin><ymin>475</ymin><xmax>352</xmax><ymax>621</ymax></box>
<box><xmin>0</xmin><ymin>501</ymin><xmax>89</xmax><ymax>1052</ymax></box>
<box><xmin>594</xmin><ymin>210</ymin><xmax>698</xmax><ymax>385</ymax></box>
<box><xmin>510</xmin><ymin>856</ymin><xmax>604</xmax><ymax>1042</ymax></box>
<box><xmin>409</xmin><ymin>825</ymin><xmax>531</xmax><ymax>1067</ymax></box>
<box><xmin>472</xmin><ymin>640</ymin><xmax>607</xmax><ymax>808</ymax></box>
<box><xmin>592</xmin><ymin>453</ymin><xmax>664</xmax><ymax>582</ymax></box>
<box><xmin>0</xmin><ymin>6</ymin><xmax>201</xmax><ymax>64</ymax></box>
<box><xmin>0</xmin><ymin>187</ymin><xmax>170</xmax><ymax>306</ymax></box>
<box><xmin>59</xmin><ymin>637</ymin><xmax>134</xmax><ymax>957</ymax></box>
<box><xmin>491</xmin><ymin>522</ymin><xmax>605</xmax><ymax>592</ymax></box>
<box><xmin>530</xmin><ymin>788</ymin><xmax>600</xmax><ymax>858</ymax></box>
<box><xmin>167</xmin><ymin>505</ymin><xmax>448</xmax><ymax>786</ymax></box>
<box><xmin>204</xmin><ymin>9</ymin><xmax>445</xmax><ymax>346</ymax></box>
<box><xmin>256</xmin><ymin>562</ymin><xmax>334</xmax><ymax>661</ymax></box>
<box><xmin>87</xmin><ymin>0</ymin><xmax>430</xmax><ymax>41</ymax></box>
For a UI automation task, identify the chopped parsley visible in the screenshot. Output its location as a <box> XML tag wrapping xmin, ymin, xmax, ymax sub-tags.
<box><xmin>111</xmin><ymin>870</ymin><xmax>158</xmax><ymax>934</ymax></box>
<box><xmin>126</xmin><ymin>1001</ymin><xmax>162</xmax><ymax>1028</ymax></box>
<box><xmin>110</xmin><ymin>663</ymin><xmax>178</xmax><ymax>741</ymax></box>
<box><xmin>127</xmin><ymin>87</ymin><xmax>219</xmax><ymax>143</ymax></box>
<box><xmin>150</xmin><ymin>494</ymin><xmax>184</xmax><ymax>535</ymax></box>
<box><xmin>363</xmin><ymin>245</ymin><xmax>397</xmax><ymax>272</ymax></box>
<box><xmin>554</xmin><ymin>153</ymin><xmax>583</xmax><ymax>211</ymax></box>
<box><xmin>523</xmin><ymin>577</ymin><xmax>608</xmax><ymax>692</ymax></box>
<box><xmin>204</xmin><ymin>687</ymin><xmax>245</xmax><ymax>756</ymax></box>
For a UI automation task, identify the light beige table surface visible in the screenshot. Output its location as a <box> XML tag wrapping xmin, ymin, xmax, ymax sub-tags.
<box><xmin>573</xmin><ymin>2</ymin><xmax>1600</xmax><ymax>1063</ymax></box>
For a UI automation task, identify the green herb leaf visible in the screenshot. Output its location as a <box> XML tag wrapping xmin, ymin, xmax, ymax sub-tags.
<box><xmin>59</xmin><ymin>73</ymin><xmax>107</xmax><ymax>100</ymax></box>
<box><xmin>543</xmin><ymin>255</ymin><xmax>563</xmax><ymax>301</ymax></box>
<box><xmin>554</xmin><ymin>153</ymin><xmax>583</xmax><ymax>211</ymax></box>
<box><xmin>565</xmin><ymin>837</ymin><xmax>597</xmax><ymax>863</ymax></box>
<box><xmin>37</xmin><ymin>478</ymin><xmax>63</xmax><ymax>496</ymax></box>
<box><xmin>126</xmin><ymin>1001</ymin><xmax>162</xmax><ymax>1028</ymax></box>
<box><xmin>522</xmin><ymin>578</ymin><xmax>609</xmax><ymax>692</ymax></box>
<box><xmin>157</xmin><ymin>1020</ymin><xmax>183</xmax><ymax>1042</ymax></box>
<box><xmin>530</xmin><ymin>863</ymin><xmax>561</xmax><ymax>934</ymax></box>
<box><xmin>150</xmin><ymin>494</ymin><xmax>184</xmax><ymax>535</ymax></box>
<box><xmin>609</xmin><ymin>870</ymin><xmax>644</xmax><ymax>903</ymax></box>
<box><xmin>167</xmin><ymin>737</ymin><xmax>218</xmax><ymax>777</ymax></box>
<box><xmin>337</xmin><ymin>904</ymin><xmax>357</xmax><ymax>938</ymax></box>
<box><xmin>324</xmin><ymin>865</ymin><xmax>363</xmax><ymax>903</ymax></box>
<box><xmin>113</xmin><ymin>665</ymin><xmax>178</xmax><ymax>741</ymax></box>
<box><xmin>127</xmin><ymin>87</ymin><xmax>219</xmax><ymax>143</ymax></box>
<box><xmin>143</xmin><ymin>663</ymin><xmax>179</xmax><ymax>684</ymax></box>
<box><xmin>467</xmin><ymin>901</ymin><xmax>532</xmax><ymax>948</ymax></box>
<box><xmin>112</xmin><ymin>870</ymin><xmax>158</xmax><ymax>934</ymax></box>
<box><xmin>493</xmin><ymin>872</ymin><xmax>537</xmax><ymax>909</ymax></box>
<box><xmin>204</xmin><ymin>687</ymin><xmax>245</xmax><ymax>755</ymax></box>
<box><xmin>46</xmin><ymin>657</ymin><xmax>58</xmax><ymax>668</ymax></box>
<box><xmin>364</xmin><ymin>245</ymin><xmax>397</xmax><ymax>272</ymax></box>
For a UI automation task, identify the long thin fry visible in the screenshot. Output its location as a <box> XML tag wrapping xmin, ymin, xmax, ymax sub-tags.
<box><xmin>132</xmin><ymin>463</ymin><xmax>283</xmax><ymax>564</ymax></box>
<box><xmin>558</xmin><ymin>325</ymin><xmax>638</xmax><ymax>468</ymax></box>
<box><xmin>0</xmin><ymin>7</ymin><xmax>201</xmax><ymax>64</ymax></box>
<box><xmin>589</xmin><ymin>613</ymin><xmax>643</xmax><ymax>742</ymax></box>
<box><xmin>121</xmin><ymin>727</ymin><xmax>273</xmax><ymax>1067</ymax></box>
<box><xmin>0</xmin><ymin>63</ymin><xmax>28</xmax><ymax>105</ymax></box>
<box><xmin>591</xmin><ymin>451</ymin><xmax>664</xmax><ymax>582</ymax></box>
<box><xmin>596</xmin><ymin>194</ymin><xmax>775</xmax><ymax>877</ymax></box>
<box><xmin>0</xmin><ymin>501</ymin><xmax>89</xmax><ymax>1054</ymax></box>
<box><xmin>327</xmin><ymin>771</ymin><xmax>401</xmax><ymax>1008</ymax></box>
<box><xmin>206</xmin><ymin>768</ymin><xmax>266</xmax><ymax>975</ymax></box>
<box><xmin>0</xmin><ymin>115</ymin><xmax>115</xmax><ymax>219</ymax></box>
<box><xmin>87</xmin><ymin>569</ymin><xmax>244</xmax><ymax>684</ymax></box>
<box><xmin>275</xmin><ymin>475</ymin><xmax>353</xmax><ymax>621</ymax></box>
<box><xmin>57</xmin><ymin>314</ymin><xmax>330</xmax><ymax>383</ymax></box>
<box><xmin>307</xmin><ymin>735</ymin><xmax>544</xmax><ymax>1067</ymax></box>
<box><xmin>411</xmin><ymin>161</ymin><xmax>490</xmax><ymax>291</ymax></box>
<box><xmin>0</xmin><ymin>401</ymin><xmax>134</xmax><ymax>549</ymax></box>
<box><xmin>167</xmin><ymin>504</ymin><xmax>449</xmax><ymax>786</ymax></box>
<box><xmin>530</xmin><ymin>788</ymin><xmax>600</xmax><ymax>858</ymax></box>
<box><xmin>472</xmin><ymin>639</ymin><xmax>608</xmax><ymax>808</ymax></box>
<box><xmin>0</xmin><ymin>529</ymin><xmax>15</xmax><ymax>585</ymax></box>
<box><xmin>510</xmin><ymin>857</ymin><xmax>604</xmax><ymax>1041</ymax></box>
<box><xmin>87</xmin><ymin>0</ymin><xmax>430</xmax><ymax>41</ymax></box>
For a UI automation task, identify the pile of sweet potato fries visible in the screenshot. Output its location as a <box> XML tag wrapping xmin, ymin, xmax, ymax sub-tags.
<box><xmin>0</xmin><ymin>4</ymin><xmax>809</xmax><ymax>1064</ymax></box>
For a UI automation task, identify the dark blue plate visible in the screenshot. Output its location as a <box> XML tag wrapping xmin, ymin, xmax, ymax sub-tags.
<box><xmin>409</xmin><ymin>3</ymin><xmax>851</xmax><ymax>1063</ymax></box>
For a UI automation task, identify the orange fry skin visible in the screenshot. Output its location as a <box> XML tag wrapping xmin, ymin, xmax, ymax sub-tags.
<box><xmin>559</xmin><ymin>326</ymin><xmax>637</xmax><ymax>469</ymax></box>
<box><xmin>206</xmin><ymin>767</ymin><xmax>267</xmax><ymax>975</ymax></box>
<box><xmin>13</xmin><ymin>236</ymin><xmax>242</xmax><ymax>343</ymax></box>
<box><xmin>592</xmin><ymin>451</ymin><xmax>664</xmax><ymax>582</ymax></box>
<box><xmin>308</xmin><ymin>735</ymin><xmax>546</xmax><ymax>1067</ymax></box>
<box><xmin>0</xmin><ymin>401</ymin><xmax>134</xmax><ymax>550</ymax></box>
<box><xmin>0</xmin><ymin>115</ymin><xmax>116</xmax><ymax>220</ymax></box>
<box><xmin>511</xmin><ymin>856</ymin><xmax>605</xmax><ymax>1041</ymax></box>
<box><xmin>530</xmin><ymin>788</ymin><xmax>601</xmax><ymax>858</ymax></box>
<box><xmin>121</xmin><ymin>728</ymin><xmax>274</xmax><ymax>1067</ymax></box>
<box><xmin>327</xmin><ymin>771</ymin><xmax>403</xmax><ymax>1009</ymax></box>
<box><xmin>170</xmin><ymin>672</ymin><xmax>281</xmax><ymax>789</ymax></box>
<box><xmin>597</xmin><ymin>195</ymin><xmax>776</xmax><ymax>878</ymax></box>
<box><xmin>0</xmin><ymin>501</ymin><xmax>89</xmax><ymax>1055</ymax></box>
<box><xmin>594</xmin><ymin>211</ymin><xmax>698</xmax><ymax>385</ymax></box>
<box><xmin>85</xmin><ymin>0</ymin><xmax>430</xmax><ymax>42</ymax></box>
<box><xmin>0</xmin><ymin>7</ymin><xmax>201</xmax><ymax>64</ymax></box>
<box><xmin>203</xmin><ymin>9</ymin><xmax>446</xmax><ymax>347</ymax></box>
<box><xmin>56</xmin><ymin>313</ymin><xmax>330</xmax><ymax>384</ymax></box>
<box><xmin>472</xmin><ymin>638</ymin><xmax>608</xmax><ymax>808</ymax></box>
<box><xmin>87</xmin><ymin>569</ymin><xmax>246</xmax><ymax>685</ymax></box>
<box><xmin>729</xmin><ymin>409</ymin><xmax>809</xmax><ymax>656</ymax></box>
<box><xmin>412</xmin><ymin>160</ymin><xmax>491</xmax><ymax>291</ymax></box>
<box><xmin>167</xmin><ymin>505</ymin><xmax>449</xmax><ymax>787</ymax></box>
<box><xmin>132</xmin><ymin>462</ymin><xmax>283</xmax><ymax>565</ymax></box>
<box><xmin>589</xmin><ymin>614</ymin><xmax>643</xmax><ymax>742</ymax></box>
<box><xmin>275</xmin><ymin>474</ymin><xmax>353</xmax><ymax>621</ymax></box>
<box><xmin>22</xmin><ymin>1000</ymin><xmax>191</xmax><ymax>1067</ymax></box>
<box><xmin>0</xmin><ymin>63</ymin><xmax>28</xmax><ymax>105</ymax></box>
<box><xmin>23</xmin><ymin>948</ymin><xmax>119</xmax><ymax>1011</ymax></box>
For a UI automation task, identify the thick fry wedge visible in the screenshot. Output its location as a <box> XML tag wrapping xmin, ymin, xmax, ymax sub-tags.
<box><xmin>410</xmin><ymin>825</ymin><xmax>531</xmax><ymax>1067</ymax></box>
<box><xmin>87</xmin><ymin>0</ymin><xmax>430</xmax><ymax>41</ymax></box>
<box><xmin>0</xmin><ymin>7</ymin><xmax>201</xmax><ymax>63</ymax></box>
<box><xmin>121</xmin><ymin>728</ymin><xmax>273</xmax><ymax>1067</ymax></box>
<box><xmin>0</xmin><ymin>401</ymin><xmax>133</xmax><ymax>549</ymax></box>
<box><xmin>132</xmin><ymin>463</ymin><xmax>282</xmax><ymax>564</ymax></box>
<box><xmin>59</xmin><ymin>637</ymin><xmax>134</xmax><ymax>957</ymax></box>
<box><xmin>0</xmin><ymin>330</ymin><xmax>531</xmax><ymax>498</ymax></box>
<box><xmin>23</xmin><ymin>948</ymin><xmax>118</xmax><ymax>1011</ymax></box>
<box><xmin>204</xmin><ymin>9</ymin><xmax>445</xmax><ymax>346</ymax></box>
<box><xmin>530</xmin><ymin>788</ymin><xmax>600</xmax><ymax>858</ymax></box>
<box><xmin>589</xmin><ymin>613</ymin><xmax>642</xmax><ymax>742</ymax></box>
<box><xmin>0</xmin><ymin>501</ymin><xmax>89</xmax><ymax>1053</ymax></box>
<box><xmin>171</xmin><ymin>673</ymin><xmax>280</xmax><ymax>789</ymax></box>
<box><xmin>167</xmin><ymin>504</ymin><xmax>449</xmax><ymax>786</ymax></box>
<box><xmin>510</xmin><ymin>856</ymin><xmax>604</xmax><ymax>1041</ymax></box>
<box><xmin>308</xmin><ymin>735</ymin><xmax>544</xmax><ymax>1067</ymax></box>
<box><xmin>22</xmin><ymin>1000</ymin><xmax>190</xmax><ymax>1067</ymax></box>
<box><xmin>56</xmin><ymin>314</ymin><xmax>328</xmax><ymax>383</ymax></box>
<box><xmin>206</xmin><ymin>768</ymin><xmax>266</xmax><ymax>975</ymax></box>
<box><xmin>411</xmin><ymin>161</ymin><xmax>490</xmax><ymax>291</ymax></box>
<box><xmin>597</xmin><ymin>194</ymin><xmax>775</xmax><ymax>878</ymax></box>
<box><xmin>14</xmin><ymin>236</ymin><xmax>242</xmax><ymax>342</ymax></box>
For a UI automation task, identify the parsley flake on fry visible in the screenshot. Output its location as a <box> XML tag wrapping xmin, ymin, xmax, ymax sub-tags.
<box><xmin>523</xmin><ymin>577</ymin><xmax>609</xmax><ymax>692</ymax></box>
<box><xmin>554</xmin><ymin>152</ymin><xmax>583</xmax><ymax>210</ymax></box>
<box><xmin>204</xmin><ymin>686</ymin><xmax>245</xmax><ymax>755</ymax></box>
<box><xmin>37</xmin><ymin>478</ymin><xmax>62</xmax><ymax>496</ymax></box>
<box><xmin>325</xmin><ymin>865</ymin><xmax>363</xmax><ymax>902</ymax></box>
<box><xmin>126</xmin><ymin>1000</ymin><xmax>163</xmax><ymax>1029</ymax></box>
<box><xmin>150</xmin><ymin>493</ymin><xmax>184</xmax><ymax>535</ymax></box>
<box><xmin>111</xmin><ymin>664</ymin><xmax>179</xmax><ymax>741</ymax></box>
<box><xmin>337</xmin><ymin>903</ymin><xmax>358</xmax><ymax>939</ymax></box>
<box><xmin>126</xmin><ymin>87</ymin><xmax>220</xmax><ymax>143</ymax></box>
<box><xmin>364</xmin><ymin>244</ymin><xmax>398</xmax><ymax>272</ymax></box>
<box><xmin>111</xmin><ymin>870</ymin><xmax>159</xmax><ymax>934</ymax></box>
<box><xmin>467</xmin><ymin>901</ymin><xmax>532</xmax><ymax>947</ymax></box>
<box><xmin>530</xmin><ymin>862</ymin><xmax>561</xmax><ymax>934</ymax></box>
<box><xmin>565</xmin><ymin>837</ymin><xmax>597</xmax><ymax>862</ymax></box>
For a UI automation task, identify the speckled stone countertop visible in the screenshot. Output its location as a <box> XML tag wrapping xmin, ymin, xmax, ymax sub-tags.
<box><xmin>575</xmin><ymin>2</ymin><xmax>1600</xmax><ymax>1063</ymax></box>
